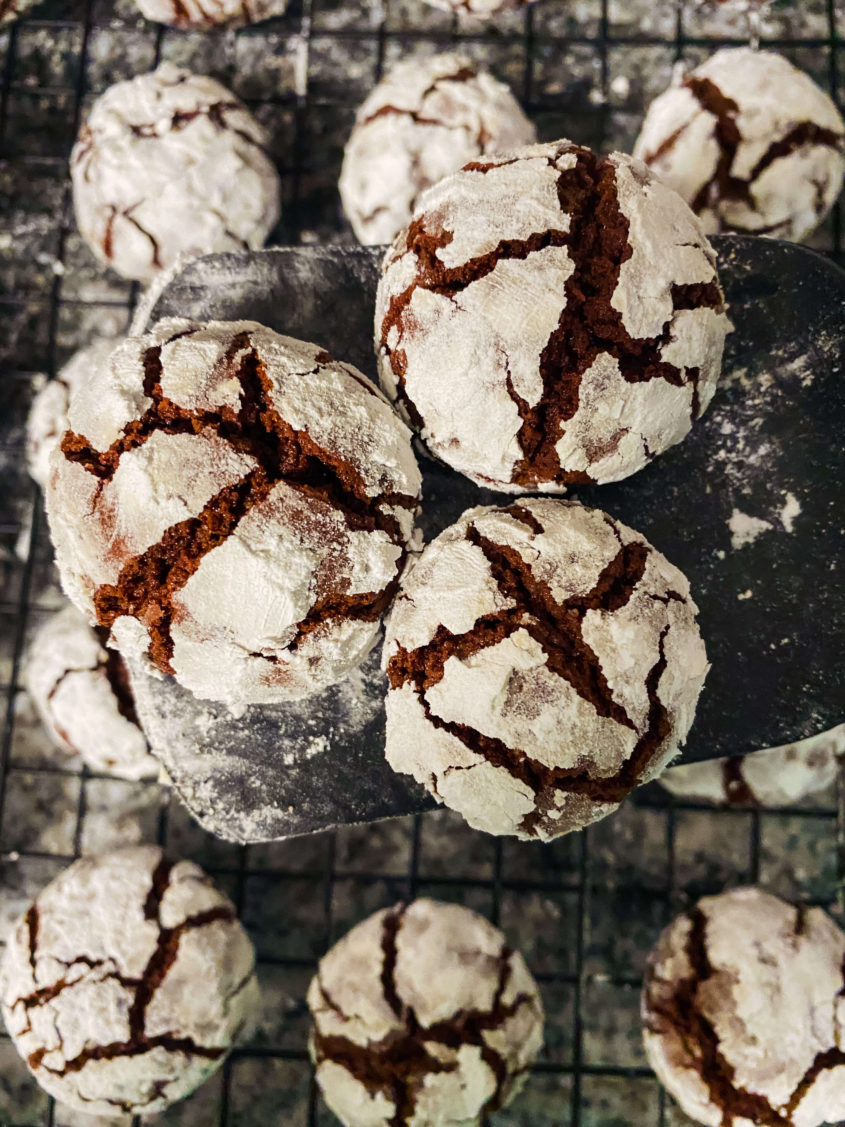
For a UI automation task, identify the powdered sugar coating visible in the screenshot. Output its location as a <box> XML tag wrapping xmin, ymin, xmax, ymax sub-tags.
<box><xmin>23</xmin><ymin>604</ymin><xmax>160</xmax><ymax>781</ymax></box>
<box><xmin>27</xmin><ymin>338</ymin><xmax>119</xmax><ymax>490</ymax></box>
<box><xmin>422</xmin><ymin>0</ymin><xmax>538</xmax><ymax>14</ymax></box>
<box><xmin>340</xmin><ymin>53</ymin><xmax>535</xmax><ymax>246</ymax></box>
<box><xmin>634</xmin><ymin>48</ymin><xmax>845</xmax><ymax>243</ymax></box>
<box><xmin>71</xmin><ymin>63</ymin><xmax>281</xmax><ymax>283</ymax></box>
<box><xmin>133</xmin><ymin>0</ymin><xmax>287</xmax><ymax>28</ymax></box>
<box><xmin>382</xmin><ymin>499</ymin><xmax>708</xmax><ymax>840</ymax></box>
<box><xmin>642</xmin><ymin>887</ymin><xmax>845</xmax><ymax>1127</ymax></box>
<box><xmin>375</xmin><ymin>140</ymin><xmax>729</xmax><ymax>493</ymax></box>
<box><xmin>46</xmin><ymin>317</ymin><xmax>422</xmax><ymax>714</ymax></box>
<box><xmin>0</xmin><ymin>846</ymin><xmax>258</xmax><ymax>1116</ymax></box>
<box><xmin>660</xmin><ymin>723</ymin><xmax>844</xmax><ymax>807</ymax></box>
<box><xmin>307</xmin><ymin>898</ymin><xmax>544</xmax><ymax>1127</ymax></box>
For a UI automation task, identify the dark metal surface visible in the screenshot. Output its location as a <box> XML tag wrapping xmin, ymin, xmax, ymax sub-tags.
<box><xmin>132</xmin><ymin>236</ymin><xmax>845</xmax><ymax>842</ymax></box>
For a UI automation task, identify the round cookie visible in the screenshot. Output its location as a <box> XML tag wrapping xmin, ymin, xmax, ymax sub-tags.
<box><xmin>308</xmin><ymin>898</ymin><xmax>544</xmax><ymax>1127</ymax></box>
<box><xmin>660</xmin><ymin>723</ymin><xmax>844</xmax><ymax>807</ymax></box>
<box><xmin>71</xmin><ymin>63</ymin><xmax>280</xmax><ymax>283</ymax></box>
<box><xmin>382</xmin><ymin>499</ymin><xmax>708</xmax><ymax>840</ymax></box>
<box><xmin>23</xmin><ymin>604</ymin><xmax>159</xmax><ymax>781</ymax></box>
<box><xmin>46</xmin><ymin>317</ymin><xmax>422</xmax><ymax>713</ymax></box>
<box><xmin>340</xmin><ymin>53</ymin><xmax>535</xmax><ymax>246</ymax></box>
<box><xmin>642</xmin><ymin>887</ymin><xmax>845</xmax><ymax>1127</ymax></box>
<box><xmin>375</xmin><ymin>139</ymin><xmax>730</xmax><ymax>493</ymax></box>
<box><xmin>634</xmin><ymin>48</ymin><xmax>845</xmax><ymax>243</ymax></box>
<box><xmin>0</xmin><ymin>846</ymin><xmax>258</xmax><ymax>1116</ymax></box>
<box><xmin>133</xmin><ymin>0</ymin><xmax>287</xmax><ymax>27</ymax></box>
<box><xmin>27</xmin><ymin>337</ymin><xmax>119</xmax><ymax>490</ymax></box>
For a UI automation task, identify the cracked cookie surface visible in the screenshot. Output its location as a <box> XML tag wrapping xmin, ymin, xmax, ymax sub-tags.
<box><xmin>0</xmin><ymin>845</ymin><xmax>258</xmax><ymax>1116</ymax></box>
<box><xmin>340</xmin><ymin>53</ymin><xmax>535</xmax><ymax>246</ymax></box>
<box><xmin>46</xmin><ymin>316</ymin><xmax>422</xmax><ymax>713</ymax></box>
<box><xmin>642</xmin><ymin>887</ymin><xmax>845</xmax><ymax>1127</ymax></box>
<box><xmin>660</xmin><ymin>723</ymin><xmax>845</xmax><ymax>808</ymax></box>
<box><xmin>71</xmin><ymin>63</ymin><xmax>281</xmax><ymax>283</ymax></box>
<box><xmin>307</xmin><ymin>898</ymin><xmax>544</xmax><ymax>1127</ymax></box>
<box><xmin>133</xmin><ymin>0</ymin><xmax>288</xmax><ymax>28</ymax></box>
<box><xmin>634</xmin><ymin>48</ymin><xmax>845</xmax><ymax>243</ymax></box>
<box><xmin>375</xmin><ymin>139</ymin><xmax>729</xmax><ymax>493</ymax></box>
<box><xmin>382</xmin><ymin>499</ymin><xmax>708</xmax><ymax>840</ymax></box>
<box><xmin>23</xmin><ymin>604</ymin><xmax>160</xmax><ymax>781</ymax></box>
<box><xmin>27</xmin><ymin>338</ymin><xmax>119</xmax><ymax>491</ymax></box>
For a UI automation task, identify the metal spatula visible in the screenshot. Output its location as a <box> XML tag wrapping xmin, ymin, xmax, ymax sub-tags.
<box><xmin>126</xmin><ymin>236</ymin><xmax>845</xmax><ymax>843</ymax></box>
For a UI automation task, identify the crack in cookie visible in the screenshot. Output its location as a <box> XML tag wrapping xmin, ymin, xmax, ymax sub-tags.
<box><xmin>1</xmin><ymin>848</ymin><xmax>257</xmax><ymax>1117</ymax></box>
<box><xmin>643</xmin><ymin>890</ymin><xmax>845</xmax><ymax>1127</ymax></box>
<box><xmin>341</xmin><ymin>54</ymin><xmax>535</xmax><ymax>245</ymax></box>
<box><xmin>383</xmin><ymin>500</ymin><xmax>705</xmax><ymax>840</ymax></box>
<box><xmin>309</xmin><ymin>901</ymin><xmax>543</xmax><ymax>1126</ymax></box>
<box><xmin>59</xmin><ymin>324</ymin><xmax>417</xmax><ymax>679</ymax></box>
<box><xmin>635</xmin><ymin>49</ymin><xmax>845</xmax><ymax>242</ymax></box>
<box><xmin>376</xmin><ymin>140</ymin><xmax>728</xmax><ymax>491</ymax></box>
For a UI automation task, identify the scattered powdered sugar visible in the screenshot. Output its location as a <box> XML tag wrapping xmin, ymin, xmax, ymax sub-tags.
<box><xmin>727</xmin><ymin>491</ymin><xmax>801</xmax><ymax>549</ymax></box>
<box><xmin>282</xmin><ymin>735</ymin><xmax>328</xmax><ymax>766</ymax></box>
<box><xmin>728</xmin><ymin>508</ymin><xmax>774</xmax><ymax>550</ymax></box>
<box><xmin>780</xmin><ymin>491</ymin><xmax>801</xmax><ymax>532</ymax></box>
<box><xmin>127</xmin><ymin>645</ymin><xmax>430</xmax><ymax>843</ymax></box>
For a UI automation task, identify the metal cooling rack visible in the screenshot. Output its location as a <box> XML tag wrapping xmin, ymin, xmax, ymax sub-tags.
<box><xmin>0</xmin><ymin>0</ymin><xmax>843</xmax><ymax>1124</ymax></box>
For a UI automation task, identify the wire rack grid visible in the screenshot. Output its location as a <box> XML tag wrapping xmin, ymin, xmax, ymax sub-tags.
<box><xmin>0</xmin><ymin>0</ymin><xmax>843</xmax><ymax>1124</ymax></box>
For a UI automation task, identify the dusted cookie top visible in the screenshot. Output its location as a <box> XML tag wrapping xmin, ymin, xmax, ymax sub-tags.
<box><xmin>660</xmin><ymin>723</ymin><xmax>844</xmax><ymax>808</ymax></box>
<box><xmin>23</xmin><ymin>604</ymin><xmax>159</xmax><ymax>781</ymax></box>
<box><xmin>376</xmin><ymin>140</ymin><xmax>729</xmax><ymax>493</ymax></box>
<box><xmin>382</xmin><ymin>499</ymin><xmax>708</xmax><ymax>840</ymax></box>
<box><xmin>27</xmin><ymin>337</ymin><xmax>118</xmax><ymax>490</ymax></box>
<box><xmin>634</xmin><ymin>48</ymin><xmax>845</xmax><ymax>243</ymax></box>
<box><xmin>340</xmin><ymin>53</ymin><xmax>535</xmax><ymax>246</ymax></box>
<box><xmin>307</xmin><ymin>898</ymin><xmax>544</xmax><ymax>1127</ymax></box>
<box><xmin>643</xmin><ymin>887</ymin><xmax>845</xmax><ymax>1127</ymax></box>
<box><xmin>133</xmin><ymin>0</ymin><xmax>288</xmax><ymax>27</ymax></box>
<box><xmin>0</xmin><ymin>846</ymin><xmax>258</xmax><ymax>1116</ymax></box>
<box><xmin>71</xmin><ymin>63</ymin><xmax>281</xmax><ymax>283</ymax></box>
<box><xmin>46</xmin><ymin>317</ymin><xmax>422</xmax><ymax>714</ymax></box>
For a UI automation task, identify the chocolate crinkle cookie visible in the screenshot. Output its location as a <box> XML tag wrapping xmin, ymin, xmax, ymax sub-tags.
<box><xmin>46</xmin><ymin>318</ymin><xmax>421</xmax><ymax>714</ymax></box>
<box><xmin>133</xmin><ymin>0</ymin><xmax>288</xmax><ymax>28</ymax></box>
<box><xmin>375</xmin><ymin>140</ymin><xmax>730</xmax><ymax>493</ymax></box>
<box><xmin>307</xmin><ymin>899</ymin><xmax>544</xmax><ymax>1127</ymax></box>
<box><xmin>24</xmin><ymin>604</ymin><xmax>160</xmax><ymax>781</ymax></box>
<box><xmin>340</xmin><ymin>53</ymin><xmax>535</xmax><ymax>246</ymax></box>
<box><xmin>660</xmin><ymin>723</ymin><xmax>844</xmax><ymax>808</ymax></box>
<box><xmin>634</xmin><ymin>48</ymin><xmax>845</xmax><ymax>243</ymax></box>
<box><xmin>27</xmin><ymin>338</ymin><xmax>119</xmax><ymax>491</ymax></box>
<box><xmin>642</xmin><ymin>887</ymin><xmax>845</xmax><ymax>1127</ymax></box>
<box><xmin>0</xmin><ymin>846</ymin><xmax>258</xmax><ymax>1116</ymax></box>
<box><xmin>71</xmin><ymin>63</ymin><xmax>281</xmax><ymax>283</ymax></box>
<box><xmin>383</xmin><ymin>499</ymin><xmax>708</xmax><ymax>840</ymax></box>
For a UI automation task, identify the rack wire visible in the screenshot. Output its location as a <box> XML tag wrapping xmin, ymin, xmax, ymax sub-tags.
<box><xmin>0</xmin><ymin>0</ymin><xmax>842</xmax><ymax>1123</ymax></box>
